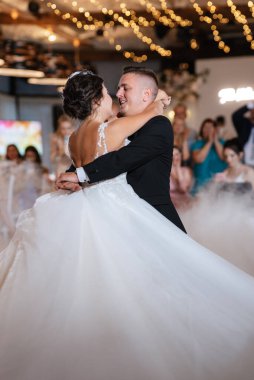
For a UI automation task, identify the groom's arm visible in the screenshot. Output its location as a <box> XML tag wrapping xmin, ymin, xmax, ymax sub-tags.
<box><xmin>79</xmin><ymin>116</ymin><xmax>172</xmax><ymax>183</ymax></box>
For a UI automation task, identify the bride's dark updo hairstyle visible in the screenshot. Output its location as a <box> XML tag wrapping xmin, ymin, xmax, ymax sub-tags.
<box><xmin>63</xmin><ymin>70</ymin><xmax>104</xmax><ymax>120</ymax></box>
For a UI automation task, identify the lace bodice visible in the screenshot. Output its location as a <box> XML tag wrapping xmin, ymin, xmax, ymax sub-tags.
<box><xmin>95</xmin><ymin>122</ymin><xmax>108</xmax><ymax>159</ymax></box>
<box><xmin>95</xmin><ymin>122</ymin><xmax>129</xmax><ymax>159</ymax></box>
<box><xmin>83</xmin><ymin>122</ymin><xmax>129</xmax><ymax>190</ymax></box>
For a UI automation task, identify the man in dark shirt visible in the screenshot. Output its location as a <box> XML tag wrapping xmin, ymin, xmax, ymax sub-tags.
<box><xmin>232</xmin><ymin>102</ymin><xmax>254</xmax><ymax>167</ymax></box>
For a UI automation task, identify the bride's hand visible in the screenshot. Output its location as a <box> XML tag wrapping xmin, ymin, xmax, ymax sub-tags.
<box><xmin>55</xmin><ymin>172</ymin><xmax>81</xmax><ymax>192</ymax></box>
<box><xmin>155</xmin><ymin>89</ymin><xmax>171</xmax><ymax>110</ymax></box>
<box><xmin>146</xmin><ymin>89</ymin><xmax>171</xmax><ymax>116</ymax></box>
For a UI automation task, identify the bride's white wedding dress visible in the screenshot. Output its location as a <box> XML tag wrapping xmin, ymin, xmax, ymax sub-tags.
<box><xmin>1</xmin><ymin>123</ymin><xmax>254</xmax><ymax>380</ymax></box>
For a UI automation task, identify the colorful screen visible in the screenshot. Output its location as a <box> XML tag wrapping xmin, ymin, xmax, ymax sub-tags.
<box><xmin>0</xmin><ymin>120</ymin><xmax>42</xmax><ymax>157</ymax></box>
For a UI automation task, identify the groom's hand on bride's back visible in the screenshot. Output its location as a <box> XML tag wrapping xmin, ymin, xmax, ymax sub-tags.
<box><xmin>55</xmin><ymin>172</ymin><xmax>81</xmax><ymax>192</ymax></box>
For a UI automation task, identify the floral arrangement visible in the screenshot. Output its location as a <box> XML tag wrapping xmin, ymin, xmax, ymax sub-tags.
<box><xmin>158</xmin><ymin>68</ymin><xmax>209</xmax><ymax>103</ymax></box>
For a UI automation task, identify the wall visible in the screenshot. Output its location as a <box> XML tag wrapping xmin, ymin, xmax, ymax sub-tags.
<box><xmin>0</xmin><ymin>93</ymin><xmax>16</xmax><ymax>119</ymax></box>
<box><xmin>19</xmin><ymin>97</ymin><xmax>61</xmax><ymax>168</ymax></box>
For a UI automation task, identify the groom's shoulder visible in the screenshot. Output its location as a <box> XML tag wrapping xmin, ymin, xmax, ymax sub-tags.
<box><xmin>148</xmin><ymin>115</ymin><xmax>171</xmax><ymax>124</ymax></box>
<box><xmin>142</xmin><ymin>115</ymin><xmax>172</xmax><ymax>134</ymax></box>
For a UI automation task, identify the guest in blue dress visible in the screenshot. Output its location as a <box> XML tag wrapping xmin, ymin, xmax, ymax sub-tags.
<box><xmin>191</xmin><ymin>118</ymin><xmax>227</xmax><ymax>194</ymax></box>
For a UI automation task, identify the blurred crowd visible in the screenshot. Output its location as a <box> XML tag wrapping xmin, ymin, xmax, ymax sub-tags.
<box><xmin>169</xmin><ymin>102</ymin><xmax>254</xmax><ymax>211</ymax></box>
<box><xmin>0</xmin><ymin>114</ymin><xmax>75</xmax><ymax>248</ymax></box>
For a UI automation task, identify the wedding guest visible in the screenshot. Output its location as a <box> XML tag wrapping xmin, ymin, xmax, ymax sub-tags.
<box><xmin>173</xmin><ymin>103</ymin><xmax>197</xmax><ymax>146</ymax></box>
<box><xmin>14</xmin><ymin>146</ymin><xmax>51</xmax><ymax>210</ymax></box>
<box><xmin>5</xmin><ymin>144</ymin><xmax>23</xmax><ymax>164</ymax></box>
<box><xmin>24</xmin><ymin>145</ymin><xmax>42</xmax><ymax>164</ymax></box>
<box><xmin>170</xmin><ymin>146</ymin><xmax>193</xmax><ymax>210</ymax></box>
<box><xmin>50</xmin><ymin>114</ymin><xmax>75</xmax><ymax>176</ymax></box>
<box><xmin>191</xmin><ymin>118</ymin><xmax>226</xmax><ymax>194</ymax></box>
<box><xmin>24</xmin><ymin>146</ymin><xmax>49</xmax><ymax>174</ymax></box>
<box><xmin>232</xmin><ymin>102</ymin><xmax>254</xmax><ymax>167</ymax></box>
<box><xmin>214</xmin><ymin>138</ymin><xmax>254</xmax><ymax>191</ymax></box>
<box><xmin>172</xmin><ymin>117</ymin><xmax>191</xmax><ymax>164</ymax></box>
<box><xmin>173</xmin><ymin>103</ymin><xmax>188</xmax><ymax>120</ymax></box>
<box><xmin>214</xmin><ymin>115</ymin><xmax>233</xmax><ymax>140</ymax></box>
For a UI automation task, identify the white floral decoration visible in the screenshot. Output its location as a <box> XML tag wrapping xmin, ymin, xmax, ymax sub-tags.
<box><xmin>158</xmin><ymin>68</ymin><xmax>209</xmax><ymax>103</ymax></box>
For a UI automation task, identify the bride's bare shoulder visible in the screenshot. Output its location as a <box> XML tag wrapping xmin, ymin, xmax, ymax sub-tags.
<box><xmin>104</xmin><ymin>119</ymin><xmax>126</xmax><ymax>150</ymax></box>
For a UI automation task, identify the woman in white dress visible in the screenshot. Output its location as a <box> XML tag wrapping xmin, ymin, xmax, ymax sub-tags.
<box><xmin>50</xmin><ymin>114</ymin><xmax>75</xmax><ymax>177</ymax></box>
<box><xmin>1</xmin><ymin>71</ymin><xmax>254</xmax><ymax>380</ymax></box>
<box><xmin>214</xmin><ymin>138</ymin><xmax>254</xmax><ymax>189</ymax></box>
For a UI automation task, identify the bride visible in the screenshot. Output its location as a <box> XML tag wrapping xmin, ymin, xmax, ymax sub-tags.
<box><xmin>1</xmin><ymin>70</ymin><xmax>254</xmax><ymax>380</ymax></box>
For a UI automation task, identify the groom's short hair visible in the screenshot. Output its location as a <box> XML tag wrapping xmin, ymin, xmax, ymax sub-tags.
<box><xmin>122</xmin><ymin>66</ymin><xmax>158</xmax><ymax>87</ymax></box>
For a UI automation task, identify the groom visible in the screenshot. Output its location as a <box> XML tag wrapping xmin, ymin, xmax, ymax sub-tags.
<box><xmin>56</xmin><ymin>66</ymin><xmax>186</xmax><ymax>232</ymax></box>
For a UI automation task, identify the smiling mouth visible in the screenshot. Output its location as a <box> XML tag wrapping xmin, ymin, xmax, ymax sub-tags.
<box><xmin>119</xmin><ymin>99</ymin><xmax>127</xmax><ymax>107</ymax></box>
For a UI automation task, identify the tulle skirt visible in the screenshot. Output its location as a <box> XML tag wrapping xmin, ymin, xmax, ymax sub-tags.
<box><xmin>1</xmin><ymin>175</ymin><xmax>254</xmax><ymax>380</ymax></box>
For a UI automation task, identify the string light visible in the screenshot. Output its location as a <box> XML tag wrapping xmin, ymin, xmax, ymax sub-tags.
<box><xmin>48</xmin><ymin>33</ymin><xmax>57</xmax><ymax>42</ymax></box>
<box><xmin>105</xmin><ymin>31</ymin><xmax>148</xmax><ymax>62</ymax></box>
<box><xmin>189</xmin><ymin>0</ymin><xmax>231</xmax><ymax>54</ymax></box>
<box><xmin>227</xmin><ymin>0</ymin><xmax>254</xmax><ymax>48</ymax></box>
<box><xmin>137</xmin><ymin>0</ymin><xmax>192</xmax><ymax>28</ymax></box>
<box><xmin>43</xmin><ymin>0</ymin><xmax>171</xmax><ymax>58</ymax></box>
<box><xmin>139</xmin><ymin>0</ymin><xmax>175</xmax><ymax>28</ymax></box>
<box><xmin>42</xmin><ymin>0</ymin><xmax>110</xmax><ymax>31</ymax></box>
<box><xmin>159</xmin><ymin>0</ymin><xmax>192</xmax><ymax>27</ymax></box>
<box><xmin>118</xmin><ymin>3</ymin><xmax>155</xmax><ymax>28</ymax></box>
<box><xmin>88</xmin><ymin>0</ymin><xmax>172</xmax><ymax>57</ymax></box>
<box><xmin>190</xmin><ymin>38</ymin><xmax>199</xmax><ymax>50</ymax></box>
<box><xmin>40</xmin><ymin>0</ymin><xmax>149</xmax><ymax>61</ymax></box>
<box><xmin>10</xmin><ymin>9</ymin><xmax>19</xmax><ymax>20</ymax></box>
<box><xmin>206</xmin><ymin>1</ymin><xmax>229</xmax><ymax>24</ymax></box>
<box><xmin>248</xmin><ymin>1</ymin><xmax>254</xmax><ymax>17</ymax></box>
<box><xmin>39</xmin><ymin>0</ymin><xmax>254</xmax><ymax>58</ymax></box>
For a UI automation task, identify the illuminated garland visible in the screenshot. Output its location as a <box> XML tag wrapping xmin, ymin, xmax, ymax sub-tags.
<box><xmin>40</xmin><ymin>0</ymin><xmax>148</xmax><ymax>61</ymax></box>
<box><xmin>248</xmin><ymin>1</ymin><xmax>254</xmax><ymax>17</ymax></box>
<box><xmin>88</xmin><ymin>0</ymin><xmax>171</xmax><ymax>57</ymax></box>
<box><xmin>206</xmin><ymin>1</ymin><xmax>229</xmax><ymax>24</ymax></box>
<box><xmin>158</xmin><ymin>0</ymin><xmax>192</xmax><ymax>27</ymax></box>
<box><xmin>39</xmin><ymin>0</ymin><xmax>254</xmax><ymax>59</ymax></box>
<box><xmin>139</xmin><ymin>0</ymin><xmax>175</xmax><ymax>28</ymax></box>
<box><xmin>118</xmin><ymin>4</ymin><xmax>155</xmax><ymax>28</ymax></box>
<box><xmin>227</xmin><ymin>0</ymin><xmax>254</xmax><ymax>49</ymax></box>
<box><xmin>189</xmin><ymin>0</ymin><xmax>230</xmax><ymax>53</ymax></box>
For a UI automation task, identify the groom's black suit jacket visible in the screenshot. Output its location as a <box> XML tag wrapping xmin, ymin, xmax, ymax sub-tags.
<box><xmin>68</xmin><ymin>116</ymin><xmax>186</xmax><ymax>232</ymax></box>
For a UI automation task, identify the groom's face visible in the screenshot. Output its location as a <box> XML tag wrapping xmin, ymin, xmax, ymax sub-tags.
<box><xmin>116</xmin><ymin>73</ymin><xmax>151</xmax><ymax>116</ymax></box>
